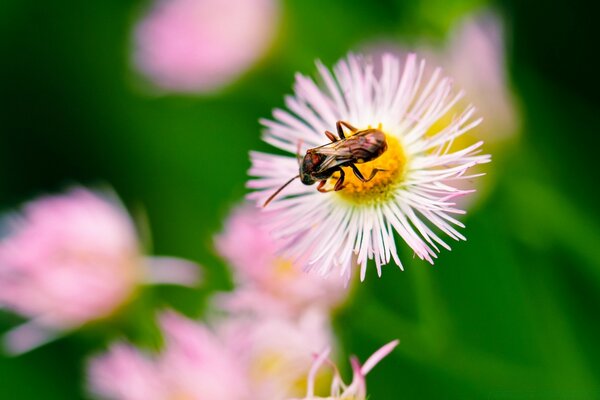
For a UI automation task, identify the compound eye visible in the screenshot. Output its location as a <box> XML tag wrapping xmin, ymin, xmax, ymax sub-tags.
<box><xmin>311</xmin><ymin>154</ymin><xmax>320</xmax><ymax>164</ymax></box>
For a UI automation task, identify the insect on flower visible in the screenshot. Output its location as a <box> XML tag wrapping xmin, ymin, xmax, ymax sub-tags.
<box><xmin>249</xmin><ymin>53</ymin><xmax>491</xmax><ymax>282</ymax></box>
<box><xmin>264</xmin><ymin>120</ymin><xmax>388</xmax><ymax>206</ymax></box>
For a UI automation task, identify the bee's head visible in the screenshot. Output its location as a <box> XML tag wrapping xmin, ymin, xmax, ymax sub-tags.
<box><xmin>299</xmin><ymin>152</ymin><xmax>320</xmax><ymax>185</ymax></box>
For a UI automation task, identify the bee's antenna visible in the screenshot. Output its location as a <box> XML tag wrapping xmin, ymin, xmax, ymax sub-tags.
<box><xmin>263</xmin><ymin>175</ymin><xmax>300</xmax><ymax>207</ymax></box>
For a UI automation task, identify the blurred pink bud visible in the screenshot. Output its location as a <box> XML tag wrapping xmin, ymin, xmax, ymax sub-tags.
<box><xmin>215</xmin><ymin>204</ymin><xmax>348</xmax><ymax>317</ymax></box>
<box><xmin>88</xmin><ymin>311</ymin><xmax>250</xmax><ymax>400</ymax></box>
<box><xmin>217</xmin><ymin>307</ymin><xmax>335</xmax><ymax>399</ymax></box>
<box><xmin>133</xmin><ymin>0</ymin><xmax>280</xmax><ymax>93</ymax></box>
<box><xmin>0</xmin><ymin>188</ymin><xmax>200</xmax><ymax>355</ymax></box>
<box><xmin>289</xmin><ymin>339</ymin><xmax>399</xmax><ymax>400</ymax></box>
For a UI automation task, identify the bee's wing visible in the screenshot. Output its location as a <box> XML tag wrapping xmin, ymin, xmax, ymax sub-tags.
<box><xmin>313</xmin><ymin>141</ymin><xmax>354</xmax><ymax>173</ymax></box>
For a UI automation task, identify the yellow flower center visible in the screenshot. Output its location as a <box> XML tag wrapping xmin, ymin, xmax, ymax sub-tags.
<box><xmin>273</xmin><ymin>258</ymin><xmax>297</xmax><ymax>278</ymax></box>
<box><xmin>330</xmin><ymin>132</ymin><xmax>407</xmax><ymax>205</ymax></box>
<box><xmin>251</xmin><ymin>352</ymin><xmax>307</xmax><ymax>395</ymax></box>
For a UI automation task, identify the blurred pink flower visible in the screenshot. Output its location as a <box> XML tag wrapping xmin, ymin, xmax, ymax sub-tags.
<box><xmin>443</xmin><ymin>11</ymin><xmax>520</xmax><ymax>144</ymax></box>
<box><xmin>289</xmin><ymin>340</ymin><xmax>399</xmax><ymax>400</ymax></box>
<box><xmin>215</xmin><ymin>204</ymin><xmax>348</xmax><ymax>317</ymax></box>
<box><xmin>364</xmin><ymin>10</ymin><xmax>520</xmax><ymax>147</ymax></box>
<box><xmin>87</xmin><ymin>344</ymin><xmax>166</xmax><ymax>400</ymax></box>
<box><xmin>88</xmin><ymin>311</ymin><xmax>250</xmax><ymax>400</ymax></box>
<box><xmin>217</xmin><ymin>307</ymin><xmax>335</xmax><ymax>399</ymax></box>
<box><xmin>360</xmin><ymin>10</ymin><xmax>518</xmax><ymax>210</ymax></box>
<box><xmin>133</xmin><ymin>0</ymin><xmax>279</xmax><ymax>93</ymax></box>
<box><xmin>0</xmin><ymin>188</ymin><xmax>199</xmax><ymax>355</ymax></box>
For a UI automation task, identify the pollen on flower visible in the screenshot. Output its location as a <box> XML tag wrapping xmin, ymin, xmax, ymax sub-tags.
<box><xmin>332</xmin><ymin>134</ymin><xmax>407</xmax><ymax>205</ymax></box>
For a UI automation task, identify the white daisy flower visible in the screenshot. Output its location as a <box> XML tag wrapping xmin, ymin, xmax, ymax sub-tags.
<box><xmin>248</xmin><ymin>53</ymin><xmax>490</xmax><ymax>282</ymax></box>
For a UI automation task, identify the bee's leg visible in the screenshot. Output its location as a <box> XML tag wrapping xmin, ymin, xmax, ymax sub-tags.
<box><xmin>339</xmin><ymin>121</ymin><xmax>359</xmax><ymax>136</ymax></box>
<box><xmin>335</xmin><ymin>121</ymin><xmax>347</xmax><ymax>139</ymax></box>
<box><xmin>334</xmin><ymin>167</ymin><xmax>346</xmax><ymax>191</ymax></box>
<box><xmin>349</xmin><ymin>163</ymin><xmax>386</xmax><ymax>182</ymax></box>
<box><xmin>316</xmin><ymin>180</ymin><xmax>329</xmax><ymax>193</ymax></box>
<box><xmin>366</xmin><ymin>168</ymin><xmax>386</xmax><ymax>181</ymax></box>
<box><xmin>349</xmin><ymin>163</ymin><xmax>366</xmax><ymax>181</ymax></box>
<box><xmin>324</xmin><ymin>130</ymin><xmax>338</xmax><ymax>142</ymax></box>
<box><xmin>316</xmin><ymin>168</ymin><xmax>346</xmax><ymax>193</ymax></box>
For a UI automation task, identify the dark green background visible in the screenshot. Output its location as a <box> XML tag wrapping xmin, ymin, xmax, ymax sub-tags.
<box><xmin>1</xmin><ymin>0</ymin><xmax>599</xmax><ymax>398</ymax></box>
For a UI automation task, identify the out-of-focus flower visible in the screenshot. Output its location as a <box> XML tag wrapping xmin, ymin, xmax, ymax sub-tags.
<box><xmin>214</xmin><ymin>205</ymin><xmax>341</xmax><ymax>397</ymax></box>
<box><xmin>442</xmin><ymin>11</ymin><xmax>520</xmax><ymax>146</ymax></box>
<box><xmin>289</xmin><ymin>339</ymin><xmax>399</xmax><ymax>400</ymax></box>
<box><xmin>215</xmin><ymin>204</ymin><xmax>348</xmax><ymax>317</ymax></box>
<box><xmin>0</xmin><ymin>188</ymin><xmax>199</xmax><ymax>355</ymax></box>
<box><xmin>217</xmin><ymin>307</ymin><xmax>334</xmax><ymax>399</ymax></box>
<box><xmin>87</xmin><ymin>344</ymin><xmax>166</xmax><ymax>400</ymax></box>
<box><xmin>365</xmin><ymin>10</ymin><xmax>520</xmax><ymax>148</ymax></box>
<box><xmin>363</xmin><ymin>11</ymin><xmax>519</xmax><ymax>209</ymax></box>
<box><xmin>88</xmin><ymin>311</ymin><xmax>250</xmax><ymax>400</ymax></box>
<box><xmin>133</xmin><ymin>0</ymin><xmax>279</xmax><ymax>93</ymax></box>
<box><xmin>249</xmin><ymin>53</ymin><xmax>490</xmax><ymax>282</ymax></box>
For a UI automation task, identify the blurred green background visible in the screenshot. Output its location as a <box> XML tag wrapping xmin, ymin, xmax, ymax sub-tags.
<box><xmin>1</xmin><ymin>0</ymin><xmax>599</xmax><ymax>398</ymax></box>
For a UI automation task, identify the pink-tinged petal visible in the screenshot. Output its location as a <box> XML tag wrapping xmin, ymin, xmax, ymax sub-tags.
<box><xmin>342</xmin><ymin>356</ymin><xmax>366</xmax><ymax>399</ymax></box>
<box><xmin>158</xmin><ymin>311</ymin><xmax>251</xmax><ymax>399</ymax></box>
<box><xmin>88</xmin><ymin>312</ymin><xmax>251</xmax><ymax>400</ymax></box>
<box><xmin>2</xmin><ymin>318</ymin><xmax>64</xmax><ymax>356</ymax></box>
<box><xmin>142</xmin><ymin>256</ymin><xmax>201</xmax><ymax>286</ymax></box>
<box><xmin>88</xmin><ymin>343</ymin><xmax>167</xmax><ymax>400</ymax></box>
<box><xmin>290</xmin><ymin>339</ymin><xmax>399</xmax><ymax>400</ymax></box>
<box><xmin>306</xmin><ymin>347</ymin><xmax>331</xmax><ymax>397</ymax></box>
<box><xmin>360</xmin><ymin>339</ymin><xmax>399</xmax><ymax>375</ymax></box>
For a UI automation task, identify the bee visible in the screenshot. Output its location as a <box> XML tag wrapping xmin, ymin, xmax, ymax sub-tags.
<box><xmin>263</xmin><ymin>120</ymin><xmax>388</xmax><ymax>207</ymax></box>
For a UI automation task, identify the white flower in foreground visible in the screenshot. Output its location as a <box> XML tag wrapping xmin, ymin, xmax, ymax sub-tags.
<box><xmin>289</xmin><ymin>339</ymin><xmax>399</xmax><ymax>400</ymax></box>
<box><xmin>248</xmin><ymin>53</ymin><xmax>491</xmax><ymax>282</ymax></box>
